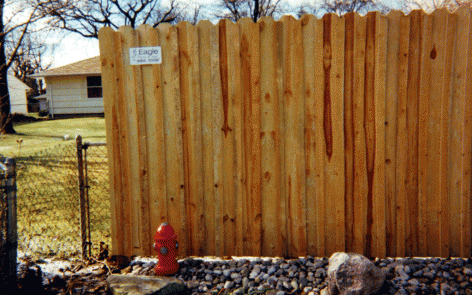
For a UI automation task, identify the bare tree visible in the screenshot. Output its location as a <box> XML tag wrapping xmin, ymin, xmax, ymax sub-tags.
<box><xmin>8</xmin><ymin>32</ymin><xmax>52</xmax><ymax>105</ymax></box>
<box><xmin>296</xmin><ymin>0</ymin><xmax>390</xmax><ymax>17</ymax></box>
<box><xmin>38</xmin><ymin>0</ymin><xmax>193</xmax><ymax>39</ymax></box>
<box><xmin>0</xmin><ymin>0</ymin><xmax>54</xmax><ymax>134</ymax></box>
<box><xmin>214</xmin><ymin>0</ymin><xmax>284</xmax><ymax>22</ymax></box>
<box><xmin>403</xmin><ymin>0</ymin><xmax>472</xmax><ymax>12</ymax></box>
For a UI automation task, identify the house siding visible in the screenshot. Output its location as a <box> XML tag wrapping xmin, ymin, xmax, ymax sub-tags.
<box><xmin>46</xmin><ymin>75</ymin><xmax>104</xmax><ymax>117</ymax></box>
<box><xmin>8</xmin><ymin>75</ymin><xmax>29</xmax><ymax>115</ymax></box>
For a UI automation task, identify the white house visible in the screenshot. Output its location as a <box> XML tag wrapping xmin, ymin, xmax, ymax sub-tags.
<box><xmin>8</xmin><ymin>74</ymin><xmax>30</xmax><ymax>115</ymax></box>
<box><xmin>31</xmin><ymin>56</ymin><xmax>103</xmax><ymax>118</ymax></box>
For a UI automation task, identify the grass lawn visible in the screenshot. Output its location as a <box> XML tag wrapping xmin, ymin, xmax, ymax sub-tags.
<box><xmin>0</xmin><ymin>116</ymin><xmax>107</xmax><ymax>158</ymax></box>
<box><xmin>0</xmin><ymin>115</ymin><xmax>110</xmax><ymax>258</ymax></box>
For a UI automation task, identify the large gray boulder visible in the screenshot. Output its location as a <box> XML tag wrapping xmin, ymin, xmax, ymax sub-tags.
<box><xmin>323</xmin><ymin>252</ymin><xmax>386</xmax><ymax>295</ymax></box>
<box><xmin>106</xmin><ymin>274</ymin><xmax>189</xmax><ymax>295</ymax></box>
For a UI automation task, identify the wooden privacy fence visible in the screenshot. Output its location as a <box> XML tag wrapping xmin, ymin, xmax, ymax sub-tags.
<box><xmin>98</xmin><ymin>7</ymin><xmax>472</xmax><ymax>259</ymax></box>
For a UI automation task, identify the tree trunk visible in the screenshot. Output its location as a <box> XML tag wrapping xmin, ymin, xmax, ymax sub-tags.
<box><xmin>0</xmin><ymin>0</ymin><xmax>15</xmax><ymax>134</ymax></box>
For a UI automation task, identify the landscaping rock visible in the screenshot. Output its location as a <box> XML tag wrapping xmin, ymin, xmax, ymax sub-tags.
<box><xmin>325</xmin><ymin>252</ymin><xmax>386</xmax><ymax>295</ymax></box>
<box><xmin>106</xmin><ymin>274</ymin><xmax>188</xmax><ymax>295</ymax></box>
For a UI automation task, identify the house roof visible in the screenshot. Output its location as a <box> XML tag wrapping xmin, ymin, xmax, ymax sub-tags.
<box><xmin>30</xmin><ymin>56</ymin><xmax>101</xmax><ymax>78</ymax></box>
<box><xmin>7</xmin><ymin>74</ymin><xmax>31</xmax><ymax>91</ymax></box>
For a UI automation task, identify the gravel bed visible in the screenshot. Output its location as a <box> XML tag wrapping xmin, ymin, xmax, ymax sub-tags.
<box><xmin>17</xmin><ymin>255</ymin><xmax>472</xmax><ymax>294</ymax></box>
<box><xmin>124</xmin><ymin>256</ymin><xmax>472</xmax><ymax>295</ymax></box>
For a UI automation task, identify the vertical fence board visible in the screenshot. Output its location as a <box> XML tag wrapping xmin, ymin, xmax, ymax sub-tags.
<box><xmin>384</xmin><ymin>11</ymin><xmax>401</xmax><ymax>257</ymax></box>
<box><xmin>352</xmin><ymin>13</ymin><xmax>367</xmax><ymax>255</ymax></box>
<box><xmin>198</xmin><ymin>20</ymin><xmax>216</xmax><ymax>256</ymax></box>
<box><xmin>137</xmin><ymin>25</ymin><xmax>167</xmax><ymax>254</ymax></box>
<box><xmin>418</xmin><ymin>11</ymin><xmax>432</xmax><ymax>256</ymax></box>
<box><xmin>240</xmin><ymin>18</ymin><xmax>262</xmax><ymax>256</ymax></box>
<box><xmin>394</xmin><ymin>14</ymin><xmax>410</xmax><ymax>258</ymax></box>
<box><xmin>281</xmin><ymin>15</ymin><xmax>306</xmax><ymax>257</ymax></box>
<box><xmin>98</xmin><ymin>27</ymin><xmax>124</xmax><ymax>255</ymax></box>
<box><xmin>323</xmin><ymin>14</ymin><xmax>345</xmax><ymax>254</ymax></box>
<box><xmin>448</xmin><ymin>10</ymin><xmax>463</xmax><ymax>257</ymax></box>
<box><xmin>209</xmin><ymin>21</ymin><xmax>224</xmax><ymax>257</ymax></box>
<box><xmin>157</xmin><ymin>23</ymin><xmax>188</xmax><ymax>256</ymax></box>
<box><xmin>260</xmin><ymin>17</ymin><xmax>285</xmax><ymax>257</ymax></box>
<box><xmin>364</xmin><ymin>12</ymin><xmax>377</xmax><ymax>258</ymax></box>
<box><xmin>405</xmin><ymin>10</ymin><xmax>421</xmax><ymax>257</ymax></box>
<box><xmin>343</xmin><ymin>13</ymin><xmax>355</xmax><ymax>253</ymax></box>
<box><xmin>301</xmin><ymin>14</ymin><xmax>321</xmax><ymax>256</ymax></box>
<box><xmin>438</xmin><ymin>12</ymin><xmax>456</xmax><ymax>257</ymax></box>
<box><xmin>119</xmin><ymin>26</ymin><xmax>146</xmax><ymax>255</ymax></box>
<box><xmin>219</xmin><ymin>19</ymin><xmax>238</xmax><ymax>256</ymax></box>
<box><xmin>178</xmin><ymin>21</ymin><xmax>205</xmax><ymax>256</ymax></box>
<box><xmin>229</xmin><ymin>20</ymin><xmax>245</xmax><ymax>256</ymax></box>
<box><xmin>372</xmin><ymin>12</ymin><xmax>387</xmax><ymax>258</ymax></box>
<box><xmin>426</xmin><ymin>10</ymin><xmax>448</xmax><ymax>257</ymax></box>
<box><xmin>461</xmin><ymin>8</ymin><xmax>472</xmax><ymax>258</ymax></box>
<box><xmin>451</xmin><ymin>7</ymin><xmax>472</xmax><ymax>258</ymax></box>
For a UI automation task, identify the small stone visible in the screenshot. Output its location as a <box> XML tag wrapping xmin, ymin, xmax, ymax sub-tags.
<box><xmin>299</xmin><ymin>277</ymin><xmax>308</xmax><ymax>288</ymax></box>
<box><xmin>205</xmin><ymin>274</ymin><xmax>213</xmax><ymax>281</ymax></box>
<box><xmin>283</xmin><ymin>281</ymin><xmax>291</xmax><ymax>289</ymax></box>
<box><xmin>315</xmin><ymin>268</ymin><xmax>326</xmax><ymax>278</ymax></box>
<box><xmin>424</xmin><ymin>270</ymin><xmax>437</xmax><ymax>279</ymax></box>
<box><xmin>233</xmin><ymin>287</ymin><xmax>245</xmax><ymax>294</ymax></box>
<box><xmin>142</xmin><ymin>262</ymin><xmax>154</xmax><ymax>268</ymax></box>
<box><xmin>223</xmin><ymin>269</ymin><xmax>231</xmax><ymax>277</ymax></box>
<box><xmin>249</xmin><ymin>269</ymin><xmax>260</xmax><ymax>279</ymax></box>
<box><xmin>276</xmin><ymin>291</ymin><xmax>285</xmax><ymax>295</ymax></box>
<box><xmin>394</xmin><ymin>288</ymin><xmax>408</xmax><ymax>295</ymax></box>
<box><xmin>267</xmin><ymin>266</ymin><xmax>277</xmax><ymax>275</ymax></box>
<box><xmin>107</xmin><ymin>274</ymin><xmax>187</xmax><ymax>294</ymax></box>
<box><xmin>304</xmin><ymin>286</ymin><xmax>313</xmax><ymax>293</ymax></box>
<box><xmin>230</xmin><ymin>273</ymin><xmax>241</xmax><ymax>279</ymax></box>
<box><xmin>408</xmin><ymin>278</ymin><xmax>420</xmax><ymax>286</ymax></box>
<box><xmin>254</xmin><ymin>276</ymin><xmax>261</xmax><ymax>284</ymax></box>
<box><xmin>413</xmin><ymin>270</ymin><xmax>423</xmax><ymax>277</ymax></box>
<box><xmin>464</xmin><ymin>268</ymin><xmax>472</xmax><ymax>276</ymax></box>
<box><xmin>213</xmin><ymin>270</ymin><xmax>222</xmax><ymax>275</ymax></box>
<box><xmin>276</xmin><ymin>282</ymin><xmax>284</xmax><ymax>291</ymax></box>
<box><xmin>234</xmin><ymin>277</ymin><xmax>242</xmax><ymax>284</ymax></box>
<box><xmin>224</xmin><ymin>281</ymin><xmax>234</xmax><ymax>289</ymax></box>
<box><xmin>291</xmin><ymin>279</ymin><xmax>299</xmax><ymax>291</ymax></box>
<box><xmin>242</xmin><ymin>277</ymin><xmax>249</xmax><ymax>288</ymax></box>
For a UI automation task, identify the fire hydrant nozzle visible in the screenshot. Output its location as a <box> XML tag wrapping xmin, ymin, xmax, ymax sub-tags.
<box><xmin>153</xmin><ymin>223</ymin><xmax>179</xmax><ymax>276</ymax></box>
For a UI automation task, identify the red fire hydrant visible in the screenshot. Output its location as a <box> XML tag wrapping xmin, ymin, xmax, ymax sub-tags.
<box><xmin>153</xmin><ymin>222</ymin><xmax>179</xmax><ymax>275</ymax></box>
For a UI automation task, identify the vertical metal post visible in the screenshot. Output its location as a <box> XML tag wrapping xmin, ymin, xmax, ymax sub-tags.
<box><xmin>76</xmin><ymin>135</ymin><xmax>87</xmax><ymax>259</ymax></box>
<box><xmin>84</xmin><ymin>145</ymin><xmax>92</xmax><ymax>258</ymax></box>
<box><xmin>2</xmin><ymin>158</ymin><xmax>17</xmax><ymax>292</ymax></box>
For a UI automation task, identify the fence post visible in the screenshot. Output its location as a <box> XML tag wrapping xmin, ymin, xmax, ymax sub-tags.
<box><xmin>76</xmin><ymin>135</ymin><xmax>87</xmax><ymax>259</ymax></box>
<box><xmin>0</xmin><ymin>158</ymin><xmax>17</xmax><ymax>292</ymax></box>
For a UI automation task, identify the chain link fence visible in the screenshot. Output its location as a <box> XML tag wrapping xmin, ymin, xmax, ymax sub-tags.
<box><xmin>0</xmin><ymin>157</ymin><xmax>17</xmax><ymax>291</ymax></box>
<box><xmin>13</xmin><ymin>139</ymin><xmax>110</xmax><ymax>259</ymax></box>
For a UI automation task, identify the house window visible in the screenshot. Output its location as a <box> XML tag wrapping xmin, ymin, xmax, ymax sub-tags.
<box><xmin>87</xmin><ymin>76</ymin><xmax>102</xmax><ymax>98</ymax></box>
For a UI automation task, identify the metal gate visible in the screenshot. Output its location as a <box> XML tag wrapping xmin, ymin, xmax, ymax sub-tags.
<box><xmin>76</xmin><ymin>136</ymin><xmax>110</xmax><ymax>259</ymax></box>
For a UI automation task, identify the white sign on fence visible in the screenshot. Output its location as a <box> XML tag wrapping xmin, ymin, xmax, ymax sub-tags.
<box><xmin>129</xmin><ymin>46</ymin><xmax>162</xmax><ymax>65</ymax></box>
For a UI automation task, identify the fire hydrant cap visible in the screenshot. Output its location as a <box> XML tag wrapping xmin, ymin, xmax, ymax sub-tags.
<box><xmin>154</xmin><ymin>223</ymin><xmax>177</xmax><ymax>241</ymax></box>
